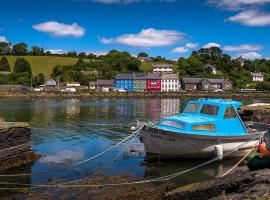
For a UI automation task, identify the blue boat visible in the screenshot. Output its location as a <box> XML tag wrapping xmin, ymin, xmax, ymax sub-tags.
<box><xmin>140</xmin><ymin>98</ymin><xmax>268</xmax><ymax>159</ymax></box>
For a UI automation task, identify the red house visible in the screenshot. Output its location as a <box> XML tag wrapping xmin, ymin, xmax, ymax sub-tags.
<box><xmin>145</xmin><ymin>73</ymin><xmax>161</xmax><ymax>92</ymax></box>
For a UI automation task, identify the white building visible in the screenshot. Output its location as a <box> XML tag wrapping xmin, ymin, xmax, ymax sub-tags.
<box><xmin>251</xmin><ymin>72</ymin><xmax>264</xmax><ymax>82</ymax></box>
<box><xmin>66</xmin><ymin>82</ymin><xmax>81</xmax><ymax>87</ymax></box>
<box><xmin>161</xmin><ymin>73</ymin><xmax>180</xmax><ymax>92</ymax></box>
<box><xmin>153</xmin><ymin>64</ymin><xmax>173</xmax><ymax>74</ymax></box>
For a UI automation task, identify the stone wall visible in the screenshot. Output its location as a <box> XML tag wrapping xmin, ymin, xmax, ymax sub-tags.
<box><xmin>0</xmin><ymin>126</ymin><xmax>38</xmax><ymax>172</ymax></box>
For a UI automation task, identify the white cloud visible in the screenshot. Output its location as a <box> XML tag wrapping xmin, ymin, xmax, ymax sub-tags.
<box><xmin>171</xmin><ymin>42</ymin><xmax>198</xmax><ymax>54</ymax></box>
<box><xmin>100</xmin><ymin>28</ymin><xmax>185</xmax><ymax>47</ymax></box>
<box><xmin>185</xmin><ymin>42</ymin><xmax>198</xmax><ymax>49</ymax></box>
<box><xmin>203</xmin><ymin>42</ymin><xmax>221</xmax><ymax>48</ymax></box>
<box><xmin>237</xmin><ymin>52</ymin><xmax>262</xmax><ymax>60</ymax></box>
<box><xmin>223</xmin><ymin>44</ymin><xmax>263</xmax><ymax>52</ymax></box>
<box><xmin>0</xmin><ymin>36</ymin><xmax>8</xmax><ymax>42</ymax></box>
<box><xmin>33</xmin><ymin>21</ymin><xmax>85</xmax><ymax>37</ymax></box>
<box><xmin>46</xmin><ymin>49</ymin><xmax>66</xmax><ymax>54</ymax></box>
<box><xmin>228</xmin><ymin>10</ymin><xmax>270</xmax><ymax>26</ymax></box>
<box><xmin>171</xmin><ymin>47</ymin><xmax>189</xmax><ymax>54</ymax></box>
<box><xmin>208</xmin><ymin>0</ymin><xmax>270</xmax><ymax>11</ymax></box>
<box><xmin>80</xmin><ymin>0</ymin><xmax>175</xmax><ymax>4</ymax></box>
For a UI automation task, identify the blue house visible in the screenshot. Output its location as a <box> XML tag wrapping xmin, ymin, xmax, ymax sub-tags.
<box><xmin>115</xmin><ymin>73</ymin><xmax>134</xmax><ymax>92</ymax></box>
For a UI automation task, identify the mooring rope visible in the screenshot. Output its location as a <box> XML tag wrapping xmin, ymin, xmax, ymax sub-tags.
<box><xmin>0</xmin><ymin>124</ymin><xmax>145</xmax><ymax>177</ymax></box>
<box><xmin>0</xmin><ymin>134</ymin><xmax>261</xmax><ymax>189</ymax></box>
<box><xmin>218</xmin><ymin>140</ymin><xmax>259</xmax><ymax>178</ymax></box>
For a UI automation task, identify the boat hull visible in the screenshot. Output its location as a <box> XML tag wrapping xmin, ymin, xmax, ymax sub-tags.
<box><xmin>140</xmin><ymin>126</ymin><xmax>260</xmax><ymax>159</ymax></box>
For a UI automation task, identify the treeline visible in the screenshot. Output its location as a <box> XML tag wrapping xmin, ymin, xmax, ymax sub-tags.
<box><xmin>177</xmin><ymin>47</ymin><xmax>270</xmax><ymax>89</ymax></box>
<box><xmin>51</xmin><ymin>50</ymin><xmax>141</xmax><ymax>85</ymax></box>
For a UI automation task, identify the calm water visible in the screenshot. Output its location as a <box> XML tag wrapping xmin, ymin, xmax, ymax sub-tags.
<box><xmin>0</xmin><ymin>97</ymin><xmax>269</xmax><ymax>187</ymax></box>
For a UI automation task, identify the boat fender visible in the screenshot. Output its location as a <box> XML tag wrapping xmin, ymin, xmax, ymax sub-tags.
<box><xmin>214</xmin><ymin>145</ymin><xmax>223</xmax><ymax>161</ymax></box>
<box><xmin>258</xmin><ymin>143</ymin><xmax>270</xmax><ymax>156</ymax></box>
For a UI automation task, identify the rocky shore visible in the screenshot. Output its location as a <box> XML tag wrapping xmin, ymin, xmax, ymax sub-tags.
<box><xmin>163</xmin><ymin>166</ymin><xmax>270</xmax><ymax>200</ymax></box>
<box><xmin>0</xmin><ymin>126</ymin><xmax>38</xmax><ymax>172</ymax></box>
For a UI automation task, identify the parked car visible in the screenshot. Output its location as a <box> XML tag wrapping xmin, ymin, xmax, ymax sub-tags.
<box><xmin>61</xmin><ymin>88</ymin><xmax>76</xmax><ymax>93</ymax></box>
<box><xmin>33</xmin><ymin>87</ymin><xmax>44</xmax><ymax>92</ymax></box>
<box><xmin>113</xmin><ymin>88</ymin><xmax>126</xmax><ymax>92</ymax></box>
<box><xmin>21</xmin><ymin>86</ymin><xmax>29</xmax><ymax>91</ymax></box>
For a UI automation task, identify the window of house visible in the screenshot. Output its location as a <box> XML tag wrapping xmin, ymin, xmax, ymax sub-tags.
<box><xmin>224</xmin><ymin>106</ymin><xmax>237</xmax><ymax>119</ymax></box>
<box><xmin>192</xmin><ymin>124</ymin><xmax>216</xmax><ymax>131</ymax></box>
<box><xmin>160</xmin><ymin>120</ymin><xmax>185</xmax><ymax>129</ymax></box>
<box><xmin>200</xmin><ymin>104</ymin><xmax>219</xmax><ymax>116</ymax></box>
<box><xmin>186</xmin><ymin>103</ymin><xmax>200</xmax><ymax>113</ymax></box>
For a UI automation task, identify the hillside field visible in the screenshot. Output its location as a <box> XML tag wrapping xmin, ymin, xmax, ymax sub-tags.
<box><xmin>0</xmin><ymin>56</ymin><xmax>80</xmax><ymax>78</ymax></box>
<box><xmin>0</xmin><ymin>56</ymin><xmax>175</xmax><ymax>79</ymax></box>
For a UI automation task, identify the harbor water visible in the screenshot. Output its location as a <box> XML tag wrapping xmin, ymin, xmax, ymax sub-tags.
<box><xmin>0</xmin><ymin>97</ymin><xmax>269</xmax><ymax>187</ymax></box>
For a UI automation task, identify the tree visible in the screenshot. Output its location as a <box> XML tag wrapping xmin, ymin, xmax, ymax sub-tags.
<box><xmin>31</xmin><ymin>46</ymin><xmax>44</xmax><ymax>55</ymax></box>
<box><xmin>33</xmin><ymin>73</ymin><xmax>45</xmax><ymax>87</ymax></box>
<box><xmin>75</xmin><ymin>57</ymin><xmax>85</xmax><ymax>70</ymax></box>
<box><xmin>138</xmin><ymin>52</ymin><xmax>148</xmax><ymax>57</ymax></box>
<box><xmin>0</xmin><ymin>42</ymin><xmax>12</xmax><ymax>55</ymax></box>
<box><xmin>87</xmin><ymin>53</ymin><xmax>97</xmax><ymax>59</ymax></box>
<box><xmin>13</xmin><ymin>58</ymin><xmax>32</xmax><ymax>74</ymax></box>
<box><xmin>66</xmin><ymin>51</ymin><xmax>77</xmax><ymax>57</ymax></box>
<box><xmin>12</xmin><ymin>43</ymin><xmax>28</xmax><ymax>55</ymax></box>
<box><xmin>0</xmin><ymin>57</ymin><xmax>10</xmax><ymax>71</ymax></box>
<box><xmin>78</xmin><ymin>52</ymin><xmax>86</xmax><ymax>58</ymax></box>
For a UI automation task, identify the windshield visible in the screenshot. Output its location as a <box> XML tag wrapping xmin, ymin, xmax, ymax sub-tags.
<box><xmin>200</xmin><ymin>104</ymin><xmax>219</xmax><ymax>116</ymax></box>
<box><xmin>185</xmin><ymin>103</ymin><xmax>200</xmax><ymax>113</ymax></box>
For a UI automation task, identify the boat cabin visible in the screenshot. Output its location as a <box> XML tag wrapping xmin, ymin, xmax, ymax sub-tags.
<box><xmin>157</xmin><ymin>98</ymin><xmax>248</xmax><ymax>136</ymax></box>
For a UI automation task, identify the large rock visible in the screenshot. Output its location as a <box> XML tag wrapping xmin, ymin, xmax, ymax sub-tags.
<box><xmin>0</xmin><ymin>126</ymin><xmax>38</xmax><ymax>172</ymax></box>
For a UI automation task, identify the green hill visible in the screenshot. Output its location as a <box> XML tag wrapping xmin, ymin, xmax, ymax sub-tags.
<box><xmin>0</xmin><ymin>56</ymin><xmax>175</xmax><ymax>79</ymax></box>
<box><xmin>0</xmin><ymin>56</ymin><xmax>79</xmax><ymax>78</ymax></box>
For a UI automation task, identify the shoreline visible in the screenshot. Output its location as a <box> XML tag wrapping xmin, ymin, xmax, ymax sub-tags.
<box><xmin>0</xmin><ymin>91</ymin><xmax>269</xmax><ymax>100</ymax></box>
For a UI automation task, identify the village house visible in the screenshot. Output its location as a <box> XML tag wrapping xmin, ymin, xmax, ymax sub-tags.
<box><xmin>145</xmin><ymin>73</ymin><xmax>161</xmax><ymax>92</ymax></box>
<box><xmin>45</xmin><ymin>79</ymin><xmax>57</xmax><ymax>87</ymax></box>
<box><xmin>133</xmin><ymin>74</ymin><xmax>146</xmax><ymax>92</ymax></box>
<box><xmin>181</xmin><ymin>78</ymin><xmax>232</xmax><ymax>91</ymax></box>
<box><xmin>137</xmin><ymin>56</ymin><xmax>153</xmax><ymax>62</ymax></box>
<box><xmin>161</xmin><ymin>73</ymin><xmax>180</xmax><ymax>92</ymax></box>
<box><xmin>152</xmin><ymin>64</ymin><xmax>173</xmax><ymax>74</ymax></box>
<box><xmin>89</xmin><ymin>80</ymin><xmax>114</xmax><ymax>92</ymax></box>
<box><xmin>251</xmin><ymin>72</ymin><xmax>264</xmax><ymax>82</ymax></box>
<box><xmin>115</xmin><ymin>73</ymin><xmax>134</xmax><ymax>92</ymax></box>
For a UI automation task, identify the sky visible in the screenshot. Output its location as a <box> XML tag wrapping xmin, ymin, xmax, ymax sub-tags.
<box><xmin>0</xmin><ymin>0</ymin><xmax>270</xmax><ymax>60</ymax></box>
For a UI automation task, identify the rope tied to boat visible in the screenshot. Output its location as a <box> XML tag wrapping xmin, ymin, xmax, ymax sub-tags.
<box><xmin>0</xmin><ymin>134</ymin><xmax>262</xmax><ymax>189</ymax></box>
<box><xmin>0</xmin><ymin>121</ymin><xmax>146</xmax><ymax>177</ymax></box>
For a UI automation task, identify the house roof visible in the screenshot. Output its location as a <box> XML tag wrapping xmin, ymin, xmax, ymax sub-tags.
<box><xmin>152</xmin><ymin>63</ymin><xmax>173</xmax><ymax>68</ymax></box>
<box><xmin>145</xmin><ymin>73</ymin><xmax>161</xmax><ymax>80</ymax></box>
<box><xmin>182</xmin><ymin>78</ymin><xmax>231</xmax><ymax>84</ymax></box>
<box><xmin>134</xmin><ymin>73</ymin><xmax>146</xmax><ymax>80</ymax></box>
<box><xmin>115</xmin><ymin>73</ymin><xmax>134</xmax><ymax>80</ymax></box>
<box><xmin>97</xmin><ymin>79</ymin><xmax>114</xmax><ymax>86</ymax></box>
<box><xmin>89</xmin><ymin>80</ymin><xmax>114</xmax><ymax>86</ymax></box>
<box><xmin>181</xmin><ymin>78</ymin><xmax>203</xmax><ymax>84</ymax></box>
<box><xmin>251</xmin><ymin>72</ymin><xmax>263</xmax><ymax>77</ymax></box>
<box><xmin>161</xmin><ymin>73</ymin><xmax>178</xmax><ymax>80</ymax></box>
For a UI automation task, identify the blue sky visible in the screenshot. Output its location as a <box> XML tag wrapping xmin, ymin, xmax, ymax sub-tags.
<box><xmin>1</xmin><ymin>0</ymin><xmax>270</xmax><ymax>60</ymax></box>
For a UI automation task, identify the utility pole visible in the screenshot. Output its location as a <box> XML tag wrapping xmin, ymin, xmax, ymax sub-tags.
<box><xmin>96</xmin><ymin>70</ymin><xmax>98</xmax><ymax>92</ymax></box>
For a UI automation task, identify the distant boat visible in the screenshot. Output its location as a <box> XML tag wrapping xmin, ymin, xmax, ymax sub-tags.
<box><xmin>140</xmin><ymin>98</ymin><xmax>268</xmax><ymax>160</ymax></box>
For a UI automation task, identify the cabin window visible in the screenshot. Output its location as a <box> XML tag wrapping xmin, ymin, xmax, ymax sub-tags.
<box><xmin>224</xmin><ymin>106</ymin><xmax>237</xmax><ymax>119</ymax></box>
<box><xmin>186</xmin><ymin>103</ymin><xmax>200</xmax><ymax>113</ymax></box>
<box><xmin>160</xmin><ymin>120</ymin><xmax>185</xmax><ymax>129</ymax></box>
<box><xmin>200</xmin><ymin>104</ymin><xmax>219</xmax><ymax>116</ymax></box>
<box><xmin>192</xmin><ymin>124</ymin><xmax>216</xmax><ymax>131</ymax></box>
